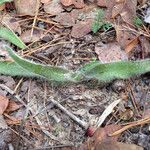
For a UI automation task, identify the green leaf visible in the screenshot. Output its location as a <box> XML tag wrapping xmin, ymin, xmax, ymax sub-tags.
<box><xmin>1</xmin><ymin>46</ymin><xmax>149</xmax><ymax>84</ymax></box>
<box><xmin>4</xmin><ymin>46</ymin><xmax>74</xmax><ymax>82</ymax></box>
<box><xmin>78</xmin><ymin>60</ymin><xmax>150</xmax><ymax>82</ymax></box>
<box><xmin>0</xmin><ymin>27</ymin><xmax>26</xmax><ymax>49</ymax></box>
<box><xmin>133</xmin><ymin>16</ymin><xmax>143</xmax><ymax>28</ymax></box>
<box><xmin>0</xmin><ymin>61</ymin><xmax>40</xmax><ymax>77</ymax></box>
<box><xmin>0</xmin><ymin>0</ymin><xmax>12</xmax><ymax>5</ymax></box>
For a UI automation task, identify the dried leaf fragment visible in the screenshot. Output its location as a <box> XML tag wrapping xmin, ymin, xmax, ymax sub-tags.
<box><xmin>60</xmin><ymin>0</ymin><xmax>85</xmax><ymax>8</ymax></box>
<box><xmin>14</xmin><ymin>0</ymin><xmax>38</xmax><ymax>16</ymax></box>
<box><xmin>95</xmin><ymin>42</ymin><xmax>128</xmax><ymax>63</ymax></box>
<box><xmin>71</xmin><ymin>19</ymin><xmax>93</xmax><ymax>38</ymax></box>
<box><xmin>0</xmin><ymin>95</ymin><xmax>9</xmax><ymax>115</ymax></box>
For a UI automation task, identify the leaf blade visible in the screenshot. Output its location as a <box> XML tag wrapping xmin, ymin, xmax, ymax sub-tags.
<box><xmin>0</xmin><ymin>27</ymin><xmax>26</xmax><ymax>49</ymax></box>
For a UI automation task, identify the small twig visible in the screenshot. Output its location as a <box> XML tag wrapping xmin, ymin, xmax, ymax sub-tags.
<box><xmin>48</xmin><ymin>97</ymin><xmax>89</xmax><ymax>129</ymax></box>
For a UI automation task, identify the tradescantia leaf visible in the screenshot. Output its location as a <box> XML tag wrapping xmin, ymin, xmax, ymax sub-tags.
<box><xmin>0</xmin><ymin>27</ymin><xmax>26</xmax><ymax>49</ymax></box>
<box><xmin>0</xmin><ymin>0</ymin><xmax>12</xmax><ymax>5</ymax></box>
<box><xmin>5</xmin><ymin>46</ymin><xmax>75</xmax><ymax>82</ymax></box>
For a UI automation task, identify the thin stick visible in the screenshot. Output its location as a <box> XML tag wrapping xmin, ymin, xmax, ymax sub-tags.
<box><xmin>30</xmin><ymin>0</ymin><xmax>40</xmax><ymax>38</ymax></box>
<box><xmin>48</xmin><ymin>97</ymin><xmax>88</xmax><ymax>129</ymax></box>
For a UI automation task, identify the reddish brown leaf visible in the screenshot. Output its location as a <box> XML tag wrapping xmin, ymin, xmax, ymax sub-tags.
<box><xmin>71</xmin><ymin>19</ymin><xmax>93</xmax><ymax>38</ymax></box>
<box><xmin>0</xmin><ymin>95</ymin><xmax>9</xmax><ymax>115</ymax></box>
<box><xmin>95</xmin><ymin>141</ymin><xmax>143</xmax><ymax>150</ymax></box>
<box><xmin>14</xmin><ymin>0</ymin><xmax>38</xmax><ymax>16</ymax></box>
<box><xmin>44</xmin><ymin>0</ymin><xmax>64</xmax><ymax>15</ymax></box>
<box><xmin>54</xmin><ymin>9</ymin><xmax>80</xmax><ymax>26</ymax></box>
<box><xmin>20</xmin><ymin>29</ymin><xmax>44</xmax><ymax>43</ymax></box>
<box><xmin>139</xmin><ymin>36</ymin><xmax>150</xmax><ymax>58</ymax></box>
<box><xmin>125</xmin><ymin>37</ymin><xmax>139</xmax><ymax>53</ymax></box>
<box><xmin>95</xmin><ymin>42</ymin><xmax>128</xmax><ymax>63</ymax></box>
<box><xmin>6</xmin><ymin>101</ymin><xmax>22</xmax><ymax>113</ymax></box>
<box><xmin>115</xmin><ymin>25</ymin><xmax>137</xmax><ymax>49</ymax></box>
<box><xmin>61</xmin><ymin>0</ymin><xmax>85</xmax><ymax>8</ymax></box>
<box><xmin>78</xmin><ymin>124</ymin><xmax>121</xmax><ymax>150</ymax></box>
<box><xmin>120</xmin><ymin>0</ymin><xmax>137</xmax><ymax>24</ymax></box>
<box><xmin>60</xmin><ymin>0</ymin><xmax>73</xmax><ymax>6</ymax></box>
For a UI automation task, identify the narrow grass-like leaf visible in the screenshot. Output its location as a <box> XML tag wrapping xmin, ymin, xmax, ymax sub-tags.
<box><xmin>5</xmin><ymin>46</ymin><xmax>74</xmax><ymax>82</ymax></box>
<box><xmin>0</xmin><ymin>0</ymin><xmax>12</xmax><ymax>5</ymax></box>
<box><xmin>0</xmin><ymin>27</ymin><xmax>26</xmax><ymax>49</ymax></box>
<box><xmin>78</xmin><ymin>60</ymin><xmax>150</xmax><ymax>82</ymax></box>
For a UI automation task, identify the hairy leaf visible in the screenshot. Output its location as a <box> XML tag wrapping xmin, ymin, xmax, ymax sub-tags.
<box><xmin>1</xmin><ymin>46</ymin><xmax>150</xmax><ymax>84</ymax></box>
<box><xmin>5</xmin><ymin>46</ymin><xmax>74</xmax><ymax>82</ymax></box>
<box><xmin>0</xmin><ymin>27</ymin><xmax>26</xmax><ymax>49</ymax></box>
<box><xmin>79</xmin><ymin>60</ymin><xmax>150</xmax><ymax>82</ymax></box>
<box><xmin>0</xmin><ymin>61</ymin><xmax>40</xmax><ymax>77</ymax></box>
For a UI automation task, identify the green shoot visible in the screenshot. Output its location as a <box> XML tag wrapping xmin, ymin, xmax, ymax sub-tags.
<box><xmin>92</xmin><ymin>9</ymin><xmax>112</xmax><ymax>33</ymax></box>
<box><xmin>133</xmin><ymin>16</ymin><xmax>143</xmax><ymax>28</ymax></box>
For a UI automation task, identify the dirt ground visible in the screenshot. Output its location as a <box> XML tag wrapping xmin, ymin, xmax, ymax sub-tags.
<box><xmin>0</xmin><ymin>0</ymin><xmax>150</xmax><ymax>150</ymax></box>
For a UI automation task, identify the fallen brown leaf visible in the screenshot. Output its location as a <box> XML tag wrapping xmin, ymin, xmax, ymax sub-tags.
<box><xmin>125</xmin><ymin>37</ymin><xmax>139</xmax><ymax>53</ymax></box>
<box><xmin>54</xmin><ymin>9</ymin><xmax>80</xmax><ymax>26</ymax></box>
<box><xmin>77</xmin><ymin>124</ymin><xmax>121</xmax><ymax>150</ymax></box>
<box><xmin>6</xmin><ymin>101</ymin><xmax>22</xmax><ymax>113</ymax></box>
<box><xmin>20</xmin><ymin>29</ymin><xmax>44</xmax><ymax>43</ymax></box>
<box><xmin>44</xmin><ymin>0</ymin><xmax>64</xmax><ymax>15</ymax></box>
<box><xmin>95</xmin><ymin>42</ymin><xmax>128</xmax><ymax>63</ymax></box>
<box><xmin>95</xmin><ymin>141</ymin><xmax>143</xmax><ymax>150</ymax></box>
<box><xmin>14</xmin><ymin>0</ymin><xmax>38</xmax><ymax>16</ymax></box>
<box><xmin>71</xmin><ymin>19</ymin><xmax>93</xmax><ymax>38</ymax></box>
<box><xmin>139</xmin><ymin>36</ymin><xmax>150</xmax><ymax>58</ymax></box>
<box><xmin>61</xmin><ymin>0</ymin><xmax>85</xmax><ymax>8</ymax></box>
<box><xmin>115</xmin><ymin>25</ymin><xmax>137</xmax><ymax>49</ymax></box>
<box><xmin>1</xmin><ymin>14</ymin><xmax>21</xmax><ymax>34</ymax></box>
<box><xmin>0</xmin><ymin>95</ymin><xmax>9</xmax><ymax>115</ymax></box>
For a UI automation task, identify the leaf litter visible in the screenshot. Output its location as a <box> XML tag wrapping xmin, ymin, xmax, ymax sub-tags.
<box><xmin>0</xmin><ymin>0</ymin><xmax>150</xmax><ymax>150</ymax></box>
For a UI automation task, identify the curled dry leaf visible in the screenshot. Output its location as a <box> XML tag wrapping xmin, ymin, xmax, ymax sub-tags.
<box><xmin>60</xmin><ymin>0</ymin><xmax>85</xmax><ymax>8</ymax></box>
<box><xmin>44</xmin><ymin>0</ymin><xmax>64</xmax><ymax>15</ymax></box>
<box><xmin>14</xmin><ymin>0</ymin><xmax>38</xmax><ymax>16</ymax></box>
<box><xmin>95</xmin><ymin>42</ymin><xmax>128</xmax><ymax>63</ymax></box>
<box><xmin>71</xmin><ymin>19</ymin><xmax>93</xmax><ymax>38</ymax></box>
<box><xmin>0</xmin><ymin>95</ymin><xmax>9</xmax><ymax>115</ymax></box>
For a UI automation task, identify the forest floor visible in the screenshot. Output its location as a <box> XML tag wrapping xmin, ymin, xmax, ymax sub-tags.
<box><xmin>0</xmin><ymin>0</ymin><xmax>150</xmax><ymax>150</ymax></box>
